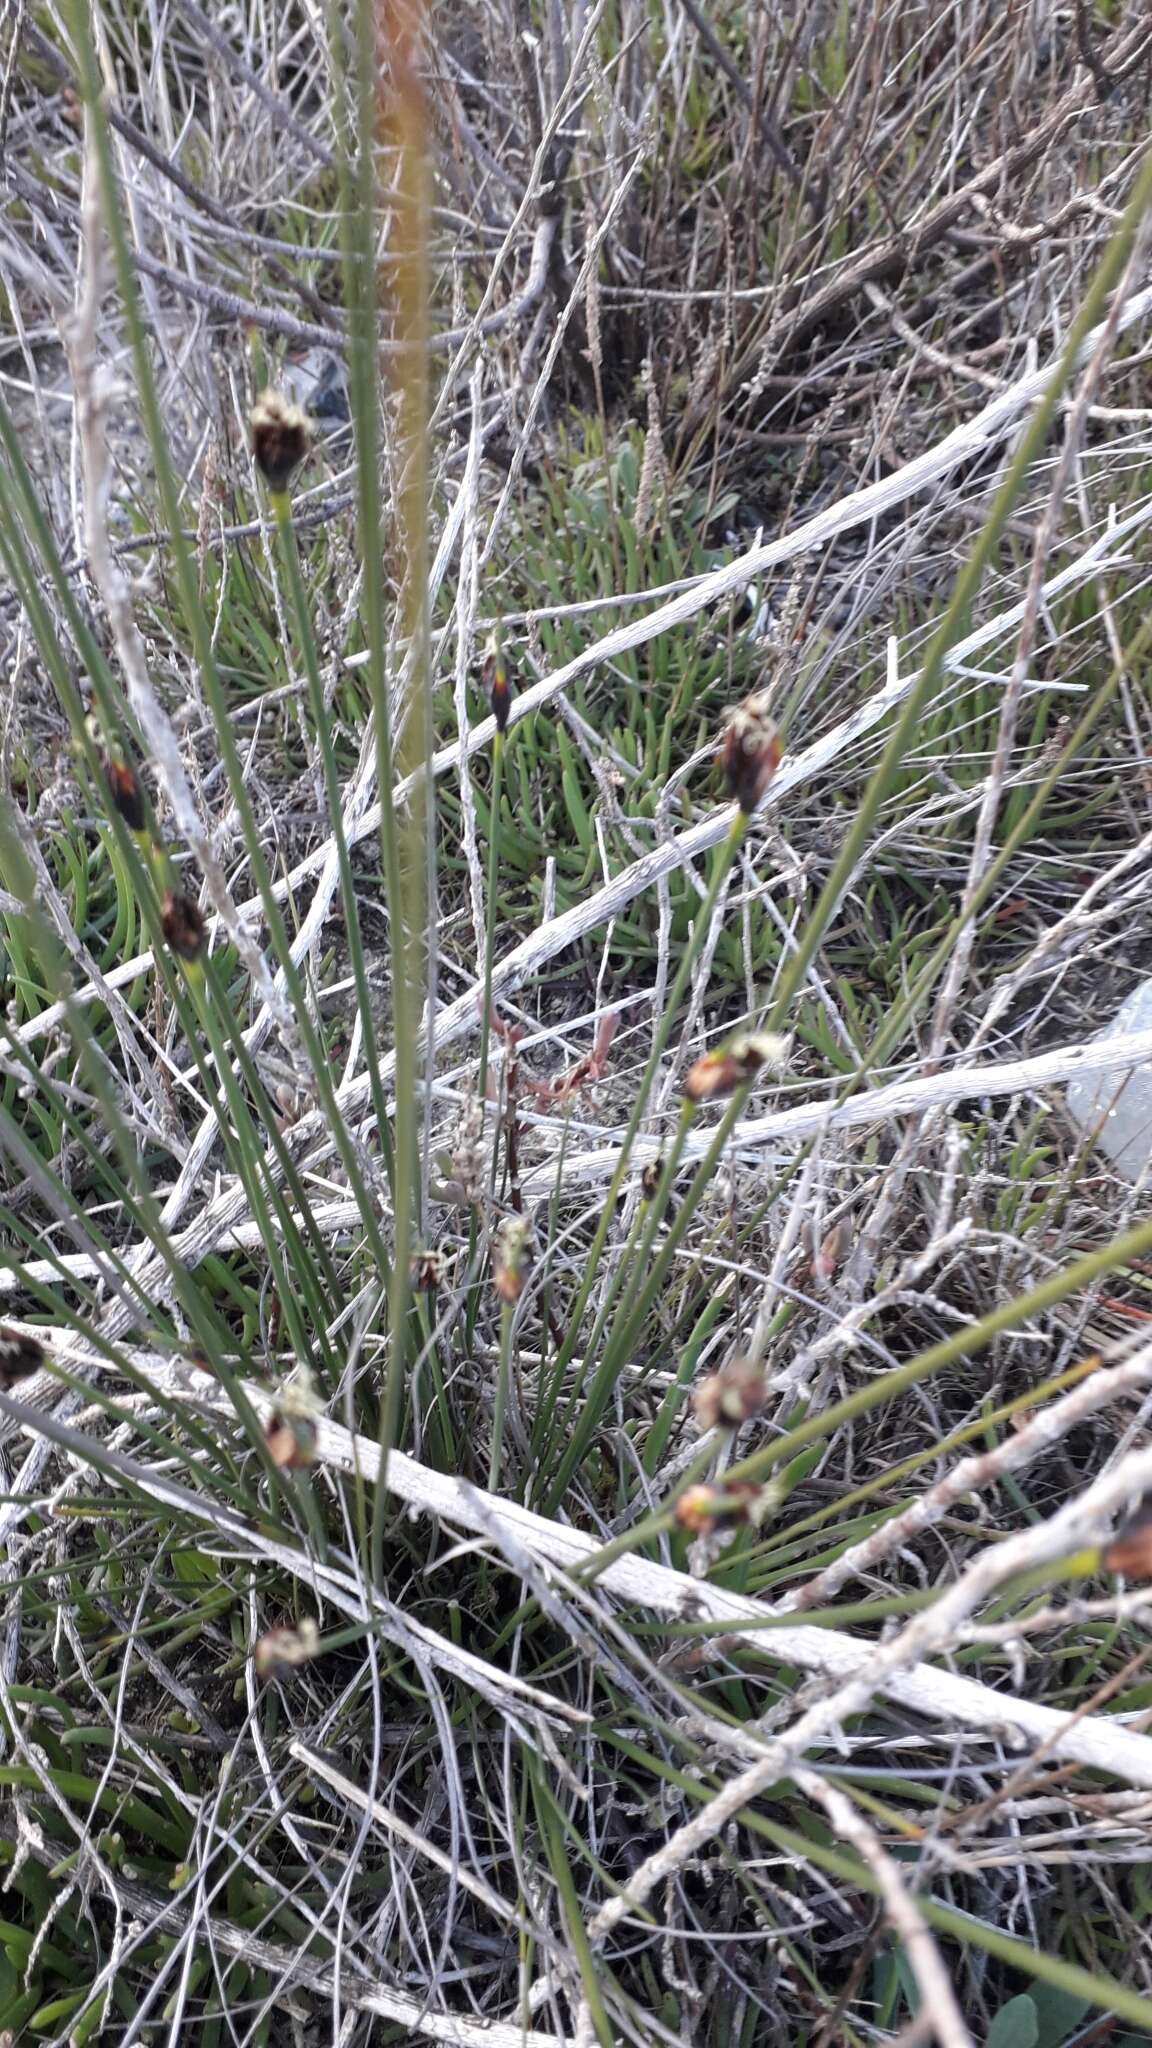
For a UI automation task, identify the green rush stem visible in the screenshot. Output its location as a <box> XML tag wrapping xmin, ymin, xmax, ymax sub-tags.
<box><xmin>745</xmin><ymin>1349</ymin><xmax>1109</xmax><ymax>1576</ymax></box>
<box><xmin>413</xmin><ymin>1293</ymin><xmax>453</xmax><ymax>1469</ymax></box>
<box><xmin>528</xmin><ymin>814</ymin><xmax>747</xmax><ymax>1504</ymax></box>
<box><xmin>270</xmin><ymin>491</ymin><xmax>396</xmax><ymax>1194</ymax></box>
<box><xmin>539</xmin><ymin>1097</ymin><xmax>697</xmax><ymax>1512</ymax></box>
<box><xmin>641</xmin><ymin>1284</ymin><xmax>734</xmax><ymax>1477</ymax></box>
<box><xmin>545</xmin><ymin>1075</ymin><xmax>754</xmax><ymax>1514</ymax></box>
<box><xmin>489</xmin><ymin>1298</ymin><xmax>515</xmax><ymax>1492</ymax></box>
<box><xmin>477</xmin><ymin>729</ymin><xmax>506</xmax><ymax>1116</ymax></box>
<box><xmin>462</xmin><ymin>729</ymin><xmax>508</xmax><ymax>1359</ymax></box>
<box><xmin>524</xmin><ymin>1102</ymin><xmax>578</xmax><ymax>1473</ymax></box>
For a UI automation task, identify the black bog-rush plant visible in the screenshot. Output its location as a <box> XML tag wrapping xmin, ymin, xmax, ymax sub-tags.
<box><xmin>3</xmin><ymin>4</ymin><xmax>1152</xmax><ymax>2043</ymax></box>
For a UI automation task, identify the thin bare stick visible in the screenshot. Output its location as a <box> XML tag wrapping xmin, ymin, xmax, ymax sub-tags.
<box><xmin>521</xmin><ymin>1017</ymin><xmax>1152</xmax><ymax>1195</ymax></box>
<box><xmin>797</xmin><ymin>1770</ymin><xmax>974</xmax><ymax>2048</ymax></box>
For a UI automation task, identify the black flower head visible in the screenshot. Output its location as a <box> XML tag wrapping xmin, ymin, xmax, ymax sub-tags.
<box><xmin>251</xmin><ymin>390</ymin><xmax>312</xmax><ymax>492</ymax></box>
<box><xmin>0</xmin><ymin>1327</ymin><xmax>46</xmax><ymax>1390</ymax></box>
<box><xmin>719</xmin><ymin>690</ymin><xmax>781</xmax><ymax>813</ymax></box>
<box><xmin>161</xmin><ymin>889</ymin><xmax>207</xmax><ymax>963</ymax></box>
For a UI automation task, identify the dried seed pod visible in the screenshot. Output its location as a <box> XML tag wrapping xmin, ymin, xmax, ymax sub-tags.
<box><xmin>251</xmin><ymin>389</ymin><xmax>312</xmax><ymax>492</ymax></box>
<box><xmin>104</xmin><ymin>756</ymin><xmax>147</xmax><ymax>833</ymax></box>
<box><xmin>675</xmin><ymin>1481</ymin><xmax>763</xmax><ymax>1535</ymax></box>
<box><xmin>264</xmin><ymin>1408</ymin><xmax>318</xmax><ymax>1469</ymax></box>
<box><xmin>693</xmin><ymin>1356</ymin><xmax>767</xmax><ymax>1432</ymax></box>
<box><xmin>0</xmin><ymin>1327</ymin><xmax>46</xmax><ymax>1390</ymax></box>
<box><xmin>264</xmin><ymin>1362</ymin><xmax>322</xmax><ymax>1470</ymax></box>
<box><xmin>493</xmin><ymin>1216</ymin><xmax>532</xmax><ymax>1304</ymax></box>
<box><xmin>410</xmin><ymin>1248</ymin><xmax>447</xmax><ymax>1292</ymax></box>
<box><xmin>683</xmin><ymin>1032</ymin><xmax>788</xmax><ymax>1104</ymax></box>
<box><xmin>483</xmin><ymin>637</ymin><xmax>513</xmax><ymax>735</ymax></box>
<box><xmin>719</xmin><ymin>690</ymin><xmax>781</xmax><ymax>813</ymax></box>
<box><xmin>813</xmin><ymin>1215</ymin><xmax>853</xmax><ymax>1284</ymax></box>
<box><xmin>1105</xmin><ymin>1497</ymin><xmax>1152</xmax><ymax>1578</ymax></box>
<box><xmin>161</xmin><ymin>889</ymin><xmax>207</xmax><ymax>963</ymax></box>
<box><xmin>254</xmin><ymin>1617</ymin><xmax>320</xmax><ymax>1679</ymax></box>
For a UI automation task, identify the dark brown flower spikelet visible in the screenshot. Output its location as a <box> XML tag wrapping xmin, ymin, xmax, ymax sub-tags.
<box><xmin>104</xmin><ymin>757</ymin><xmax>146</xmax><ymax>833</ymax></box>
<box><xmin>683</xmin><ymin>1033</ymin><xmax>787</xmax><ymax>1105</ymax></box>
<box><xmin>0</xmin><ymin>1327</ymin><xmax>46</xmax><ymax>1390</ymax></box>
<box><xmin>483</xmin><ymin>646</ymin><xmax>513</xmax><ymax>734</ymax></box>
<box><xmin>719</xmin><ymin>690</ymin><xmax>781</xmax><ymax>813</ymax></box>
<box><xmin>675</xmin><ymin>1481</ymin><xmax>762</xmax><ymax>1535</ymax></box>
<box><xmin>410</xmin><ymin>1249</ymin><xmax>446</xmax><ymax>1292</ymax></box>
<box><xmin>161</xmin><ymin>889</ymin><xmax>207</xmax><ymax>963</ymax></box>
<box><xmin>265</xmin><ymin>1408</ymin><xmax>317</xmax><ymax>1470</ymax></box>
<box><xmin>1105</xmin><ymin>1497</ymin><xmax>1152</xmax><ymax>1578</ymax></box>
<box><xmin>693</xmin><ymin>1356</ymin><xmax>767</xmax><ymax>1432</ymax></box>
<box><xmin>251</xmin><ymin>389</ymin><xmax>312</xmax><ymax>492</ymax></box>
<box><xmin>254</xmin><ymin>1618</ymin><xmax>320</xmax><ymax>1679</ymax></box>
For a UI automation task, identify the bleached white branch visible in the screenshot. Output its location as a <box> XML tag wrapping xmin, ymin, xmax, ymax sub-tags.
<box><xmin>4</xmin><ymin>1333</ymin><xmax>1152</xmax><ymax>1790</ymax></box>
<box><xmin>520</xmin><ymin>1019</ymin><xmax>1152</xmax><ymax>1194</ymax></box>
<box><xmin>4</xmin><ymin>1006</ymin><xmax>1144</xmax><ymax>1299</ymax></box>
<box><xmin>797</xmin><ymin>1771</ymin><xmax>974</xmax><ymax>2048</ymax></box>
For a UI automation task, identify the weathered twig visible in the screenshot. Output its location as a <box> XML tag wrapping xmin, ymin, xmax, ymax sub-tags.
<box><xmin>797</xmin><ymin>1770</ymin><xmax>974</xmax><ymax>2048</ymax></box>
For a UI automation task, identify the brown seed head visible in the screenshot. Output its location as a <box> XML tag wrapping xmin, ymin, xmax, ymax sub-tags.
<box><xmin>693</xmin><ymin>1356</ymin><xmax>767</xmax><ymax>1432</ymax></box>
<box><xmin>0</xmin><ymin>1327</ymin><xmax>46</xmax><ymax>1391</ymax></box>
<box><xmin>683</xmin><ymin>1032</ymin><xmax>787</xmax><ymax>1104</ymax></box>
<box><xmin>483</xmin><ymin>639</ymin><xmax>514</xmax><ymax>735</ymax></box>
<box><xmin>1105</xmin><ymin>1497</ymin><xmax>1152</xmax><ymax>1578</ymax></box>
<box><xmin>254</xmin><ymin>1617</ymin><xmax>320</xmax><ymax>1679</ymax></box>
<box><xmin>251</xmin><ymin>389</ymin><xmax>312</xmax><ymax>492</ymax></box>
<box><xmin>493</xmin><ymin>1216</ymin><xmax>532</xmax><ymax>1304</ymax></box>
<box><xmin>719</xmin><ymin>691</ymin><xmax>781</xmax><ymax>813</ymax></box>
<box><xmin>675</xmin><ymin>1481</ymin><xmax>762</xmax><ymax>1535</ymax></box>
<box><xmin>161</xmin><ymin>889</ymin><xmax>207</xmax><ymax>963</ymax></box>
<box><xmin>813</xmin><ymin>1215</ymin><xmax>854</xmax><ymax>1284</ymax></box>
<box><xmin>410</xmin><ymin>1248</ymin><xmax>447</xmax><ymax>1292</ymax></box>
<box><xmin>265</xmin><ymin>1408</ymin><xmax>317</xmax><ymax>1470</ymax></box>
<box><xmin>104</xmin><ymin>757</ymin><xmax>147</xmax><ymax>833</ymax></box>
